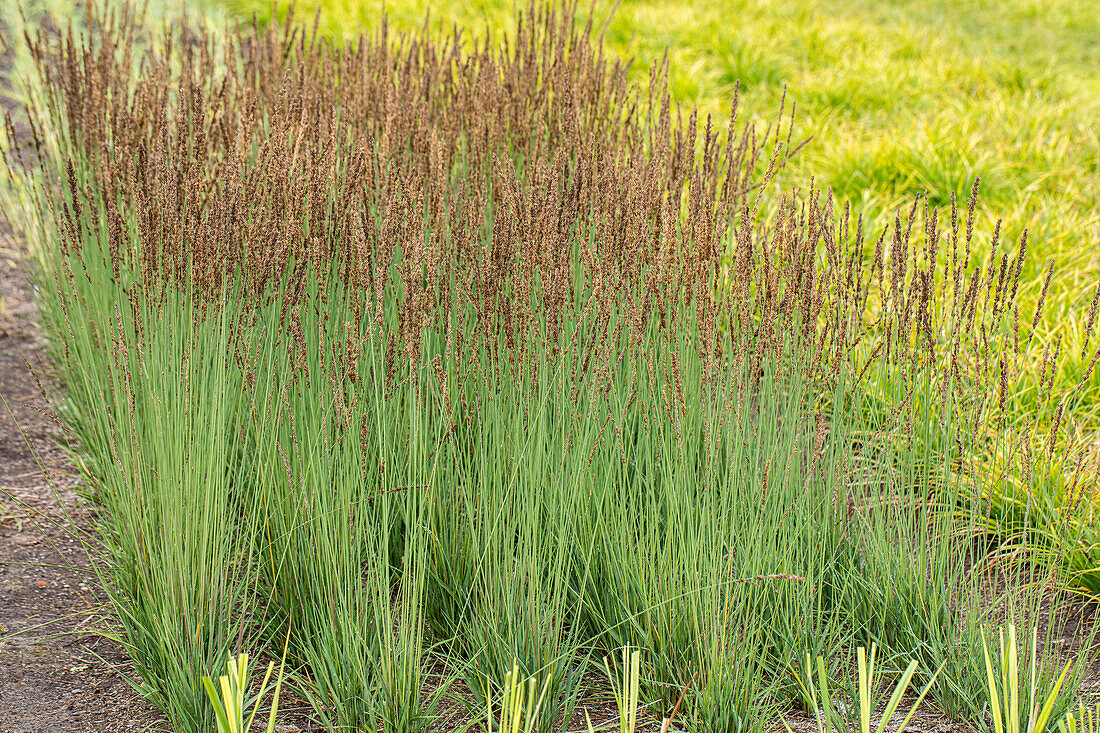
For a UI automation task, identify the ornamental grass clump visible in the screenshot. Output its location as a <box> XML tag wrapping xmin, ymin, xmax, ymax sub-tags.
<box><xmin>4</xmin><ymin>1</ymin><xmax>1099</xmax><ymax>731</ymax></box>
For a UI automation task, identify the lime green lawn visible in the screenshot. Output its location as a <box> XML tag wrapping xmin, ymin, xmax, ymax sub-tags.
<box><xmin>223</xmin><ymin>0</ymin><xmax>1099</xmax><ymax>401</ymax></box>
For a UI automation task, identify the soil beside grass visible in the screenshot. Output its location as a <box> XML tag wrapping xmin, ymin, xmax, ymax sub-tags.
<box><xmin>0</xmin><ymin>23</ymin><xmax>159</xmax><ymax>725</ymax></box>
<box><xmin>0</xmin><ymin>250</ymin><xmax>160</xmax><ymax>732</ymax></box>
<box><xmin>0</xmin><ymin>249</ymin><xmax>320</xmax><ymax>733</ymax></box>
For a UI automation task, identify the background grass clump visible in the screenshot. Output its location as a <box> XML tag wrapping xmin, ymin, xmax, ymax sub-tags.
<box><xmin>1</xmin><ymin>1</ymin><xmax>1099</xmax><ymax>732</ymax></box>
